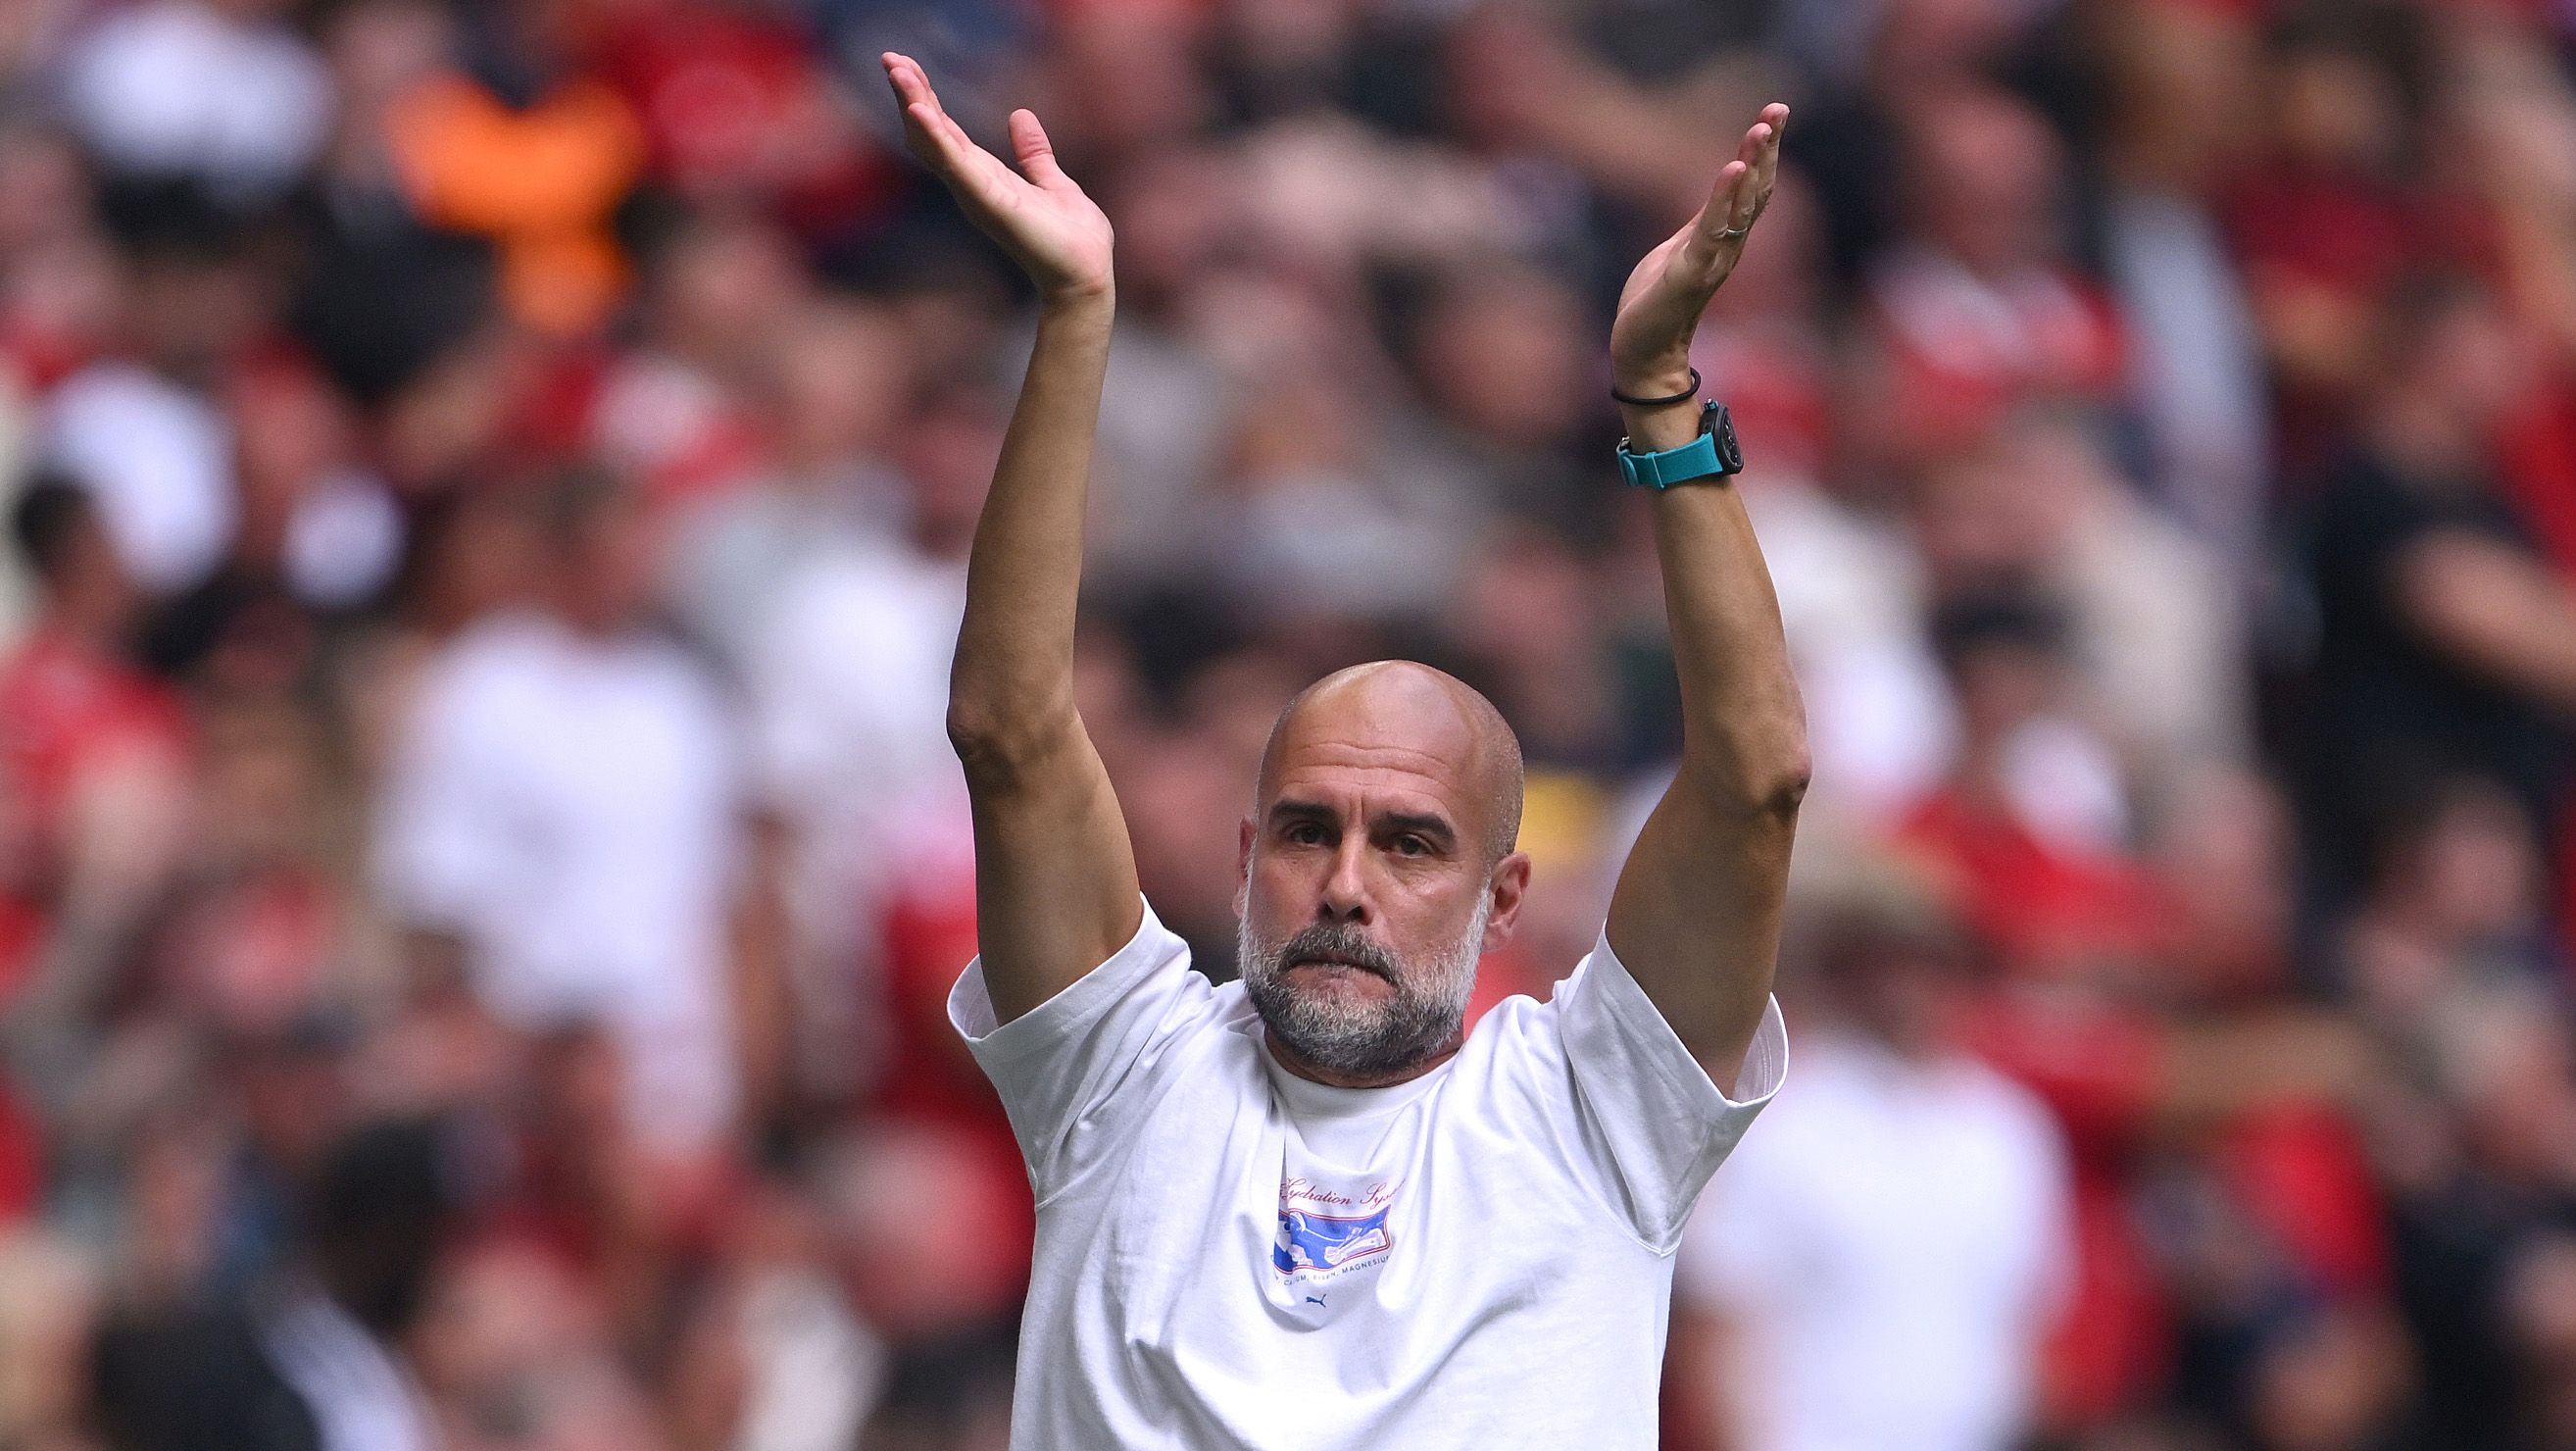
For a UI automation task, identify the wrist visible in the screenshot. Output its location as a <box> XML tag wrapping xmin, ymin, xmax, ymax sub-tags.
<box><xmin>1038</xmin><ymin>279</ymin><xmax>1115</xmax><ymax>315</ymax></box>
<box><xmin>1610</xmin><ymin>348</ymin><xmax>1695</xmax><ymax>402</ymax></box>
<box><xmin>1616</xmin><ymin>399</ymin><xmax>1744</xmax><ymax>486</ymax></box>
<box><xmin>1619</xmin><ymin>402</ymin><xmax>1706</xmax><ymax>453</ymax></box>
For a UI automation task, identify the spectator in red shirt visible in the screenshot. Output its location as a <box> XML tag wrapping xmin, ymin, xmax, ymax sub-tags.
<box><xmin>1865</xmin><ymin>86</ymin><xmax>2124</xmax><ymax>465</ymax></box>
<box><xmin>0</xmin><ymin>476</ymin><xmax>190</xmax><ymax>1109</ymax></box>
<box><xmin>1898</xmin><ymin>588</ymin><xmax>2162</xmax><ymax>981</ymax></box>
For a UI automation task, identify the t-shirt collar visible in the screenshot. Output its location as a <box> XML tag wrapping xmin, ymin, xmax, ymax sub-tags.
<box><xmin>1252</xmin><ymin>1023</ymin><xmax>1455</xmax><ymax>1123</ymax></box>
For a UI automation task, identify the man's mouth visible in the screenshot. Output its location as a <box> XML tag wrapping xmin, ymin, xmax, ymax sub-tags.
<box><xmin>1290</xmin><ymin>953</ymin><xmax>1389</xmax><ymax>979</ymax></box>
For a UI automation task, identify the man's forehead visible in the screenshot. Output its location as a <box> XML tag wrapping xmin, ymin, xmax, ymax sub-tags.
<box><xmin>1263</xmin><ymin>744</ymin><xmax>1472</xmax><ymax>816</ymax></box>
<box><xmin>1258</xmin><ymin>664</ymin><xmax>1501</xmax><ymax>813</ymax></box>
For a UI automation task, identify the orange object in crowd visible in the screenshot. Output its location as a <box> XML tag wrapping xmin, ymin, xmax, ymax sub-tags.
<box><xmin>387</xmin><ymin>73</ymin><xmax>645</xmax><ymax>337</ymax></box>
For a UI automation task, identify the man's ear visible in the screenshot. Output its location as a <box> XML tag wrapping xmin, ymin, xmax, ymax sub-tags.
<box><xmin>1481</xmin><ymin>852</ymin><xmax>1533</xmax><ymax>954</ymax></box>
<box><xmin>1238</xmin><ymin>818</ymin><xmax>1255</xmax><ymax>876</ymax></box>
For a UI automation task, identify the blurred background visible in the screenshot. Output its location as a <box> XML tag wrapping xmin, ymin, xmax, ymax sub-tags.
<box><xmin>0</xmin><ymin>0</ymin><xmax>2568</xmax><ymax>1447</ymax></box>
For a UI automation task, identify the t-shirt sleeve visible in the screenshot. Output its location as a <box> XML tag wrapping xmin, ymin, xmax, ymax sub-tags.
<box><xmin>947</xmin><ymin>897</ymin><xmax>1215</xmax><ymax>1203</ymax></box>
<box><xmin>1553</xmin><ymin>928</ymin><xmax>1787</xmax><ymax>1252</ymax></box>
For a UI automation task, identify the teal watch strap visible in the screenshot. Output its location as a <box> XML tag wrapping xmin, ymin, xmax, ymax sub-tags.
<box><xmin>1616</xmin><ymin>399</ymin><xmax>1744</xmax><ymax>489</ymax></box>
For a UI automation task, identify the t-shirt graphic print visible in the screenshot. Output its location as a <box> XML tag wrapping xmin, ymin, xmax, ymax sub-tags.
<box><xmin>1272</xmin><ymin>1176</ymin><xmax>1395</xmax><ymax>1281</ymax></box>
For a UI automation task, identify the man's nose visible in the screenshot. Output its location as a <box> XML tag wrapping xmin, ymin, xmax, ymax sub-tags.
<box><xmin>1317</xmin><ymin>837</ymin><xmax>1372</xmax><ymax>924</ymax></box>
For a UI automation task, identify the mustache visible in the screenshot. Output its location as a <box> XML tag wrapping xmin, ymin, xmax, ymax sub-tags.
<box><xmin>1275</xmin><ymin>923</ymin><xmax>1400</xmax><ymax>981</ymax></box>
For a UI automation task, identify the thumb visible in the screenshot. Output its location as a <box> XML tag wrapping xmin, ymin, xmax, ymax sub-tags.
<box><xmin>1009</xmin><ymin>109</ymin><xmax>1072</xmax><ymax>188</ymax></box>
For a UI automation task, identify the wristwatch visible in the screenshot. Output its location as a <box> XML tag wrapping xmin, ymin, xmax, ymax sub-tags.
<box><xmin>1615</xmin><ymin>399</ymin><xmax>1744</xmax><ymax>489</ymax></box>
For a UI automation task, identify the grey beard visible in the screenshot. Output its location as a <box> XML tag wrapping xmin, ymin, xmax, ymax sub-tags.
<box><xmin>1237</xmin><ymin>901</ymin><xmax>1487</xmax><ymax>1078</ymax></box>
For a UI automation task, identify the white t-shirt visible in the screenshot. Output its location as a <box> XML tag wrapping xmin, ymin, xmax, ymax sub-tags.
<box><xmin>741</xmin><ymin>541</ymin><xmax>966</xmax><ymax>1092</ymax></box>
<box><xmin>1678</xmin><ymin>1031</ymin><xmax>2072</xmax><ymax>1451</ymax></box>
<box><xmin>372</xmin><ymin>612</ymin><xmax>745</xmax><ymax>1153</ymax></box>
<box><xmin>743</xmin><ymin>539</ymin><xmax>965</xmax><ymax>889</ymax></box>
<box><xmin>950</xmin><ymin>897</ymin><xmax>1787</xmax><ymax>1450</ymax></box>
<box><xmin>43</xmin><ymin>363</ymin><xmax>236</xmax><ymax>593</ymax></box>
<box><xmin>64</xmin><ymin>0</ymin><xmax>331</xmax><ymax>198</ymax></box>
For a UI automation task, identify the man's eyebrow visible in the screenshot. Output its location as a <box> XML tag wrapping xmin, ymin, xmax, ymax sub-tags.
<box><xmin>1375</xmin><ymin>812</ymin><xmax>1458</xmax><ymax>848</ymax></box>
<box><xmin>1267</xmin><ymin>799</ymin><xmax>1338</xmax><ymax>826</ymax></box>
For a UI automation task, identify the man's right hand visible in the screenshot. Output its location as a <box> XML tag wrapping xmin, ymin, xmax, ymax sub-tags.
<box><xmin>881</xmin><ymin>53</ymin><xmax>1114</xmax><ymax>306</ymax></box>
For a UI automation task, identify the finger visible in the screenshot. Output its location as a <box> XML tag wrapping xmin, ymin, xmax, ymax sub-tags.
<box><xmin>881</xmin><ymin>52</ymin><xmax>937</xmax><ymax>116</ymax></box>
<box><xmin>882</xmin><ymin>55</ymin><xmax>954</xmax><ymax>158</ymax></box>
<box><xmin>1751</xmin><ymin>104</ymin><xmax>1788</xmax><ymax>211</ymax></box>
<box><xmin>1009</xmin><ymin>109</ymin><xmax>1072</xmax><ymax>189</ymax></box>
<box><xmin>883</xmin><ymin>55</ymin><xmax>972</xmax><ymax>160</ymax></box>
<box><xmin>1735</xmin><ymin>119</ymin><xmax>1768</xmax><ymax>173</ymax></box>
<box><xmin>883</xmin><ymin>56</ymin><xmax>1011</xmax><ymax>193</ymax></box>
<box><xmin>1689</xmin><ymin>159</ymin><xmax>1750</xmax><ymax>253</ymax></box>
<box><xmin>907</xmin><ymin>98</ymin><xmax>984</xmax><ymax>171</ymax></box>
<box><xmin>898</xmin><ymin>98</ymin><xmax>966</xmax><ymax>176</ymax></box>
<box><xmin>1721</xmin><ymin>122</ymin><xmax>1773</xmax><ymax>233</ymax></box>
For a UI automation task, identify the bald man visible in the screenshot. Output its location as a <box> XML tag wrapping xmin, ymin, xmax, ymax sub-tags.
<box><xmin>885</xmin><ymin>51</ymin><xmax>1803</xmax><ymax>1451</ymax></box>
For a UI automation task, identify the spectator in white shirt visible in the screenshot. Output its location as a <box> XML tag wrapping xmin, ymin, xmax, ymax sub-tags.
<box><xmin>62</xmin><ymin>0</ymin><xmax>331</xmax><ymax>200</ymax></box>
<box><xmin>372</xmin><ymin>469</ymin><xmax>764</xmax><ymax>1161</ymax></box>
<box><xmin>1671</xmin><ymin>867</ymin><xmax>2074</xmax><ymax>1451</ymax></box>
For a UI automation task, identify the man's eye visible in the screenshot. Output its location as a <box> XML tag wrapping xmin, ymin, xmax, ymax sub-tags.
<box><xmin>1394</xmin><ymin>835</ymin><xmax>1430</xmax><ymax>857</ymax></box>
<box><xmin>1286</xmin><ymin>823</ymin><xmax>1326</xmax><ymax>845</ymax></box>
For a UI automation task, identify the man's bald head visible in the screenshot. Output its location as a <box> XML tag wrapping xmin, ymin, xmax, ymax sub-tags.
<box><xmin>1256</xmin><ymin>661</ymin><xmax>1524</xmax><ymax>865</ymax></box>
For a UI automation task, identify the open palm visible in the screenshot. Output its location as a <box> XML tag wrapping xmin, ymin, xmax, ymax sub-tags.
<box><xmin>1610</xmin><ymin>104</ymin><xmax>1788</xmax><ymax>392</ymax></box>
<box><xmin>882</xmin><ymin>53</ymin><xmax>1115</xmax><ymax>303</ymax></box>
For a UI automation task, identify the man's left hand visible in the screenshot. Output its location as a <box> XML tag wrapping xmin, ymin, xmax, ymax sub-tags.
<box><xmin>1609</xmin><ymin>105</ymin><xmax>1788</xmax><ymax>400</ymax></box>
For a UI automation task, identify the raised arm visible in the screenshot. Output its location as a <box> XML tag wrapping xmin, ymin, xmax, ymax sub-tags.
<box><xmin>883</xmin><ymin>54</ymin><xmax>1141</xmax><ymax>1023</ymax></box>
<box><xmin>1602</xmin><ymin>108</ymin><xmax>1808</xmax><ymax>1082</ymax></box>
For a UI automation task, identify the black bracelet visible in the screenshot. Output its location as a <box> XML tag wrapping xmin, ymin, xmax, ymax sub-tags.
<box><xmin>1610</xmin><ymin>367</ymin><xmax>1702</xmax><ymax>408</ymax></box>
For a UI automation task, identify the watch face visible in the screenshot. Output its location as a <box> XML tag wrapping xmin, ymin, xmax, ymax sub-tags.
<box><xmin>1709</xmin><ymin>405</ymin><xmax>1745</xmax><ymax>474</ymax></box>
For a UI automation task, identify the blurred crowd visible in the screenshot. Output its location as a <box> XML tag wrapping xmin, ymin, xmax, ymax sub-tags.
<box><xmin>0</xmin><ymin>0</ymin><xmax>2569</xmax><ymax>1447</ymax></box>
